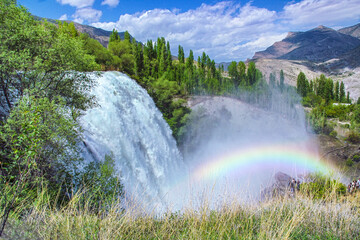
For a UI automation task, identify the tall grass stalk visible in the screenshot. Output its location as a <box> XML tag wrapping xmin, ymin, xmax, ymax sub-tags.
<box><xmin>1</xmin><ymin>183</ymin><xmax>360</xmax><ymax>239</ymax></box>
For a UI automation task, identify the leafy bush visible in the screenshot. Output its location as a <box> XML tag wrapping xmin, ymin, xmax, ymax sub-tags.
<box><xmin>301</xmin><ymin>173</ymin><xmax>346</xmax><ymax>199</ymax></box>
<box><xmin>346</xmin><ymin>131</ymin><xmax>360</xmax><ymax>144</ymax></box>
<box><xmin>329</xmin><ymin>130</ymin><xmax>337</xmax><ymax>138</ymax></box>
<box><xmin>77</xmin><ymin>153</ymin><xmax>123</xmax><ymax>211</ymax></box>
<box><xmin>346</xmin><ymin>158</ymin><xmax>354</xmax><ymax>167</ymax></box>
<box><xmin>352</xmin><ymin>154</ymin><xmax>360</xmax><ymax>162</ymax></box>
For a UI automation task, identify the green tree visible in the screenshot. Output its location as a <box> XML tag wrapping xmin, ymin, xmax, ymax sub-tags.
<box><xmin>324</xmin><ymin>78</ymin><xmax>334</xmax><ymax>104</ymax></box>
<box><xmin>108</xmin><ymin>39</ymin><xmax>134</xmax><ymax>75</ymax></box>
<box><xmin>178</xmin><ymin>45</ymin><xmax>185</xmax><ymax>64</ymax></box>
<box><xmin>133</xmin><ymin>40</ymin><xmax>144</xmax><ymax>78</ymax></box>
<box><xmin>0</xmin><ymin>94</ymin><xmax>82</xmax><ymax>235</ymax></box>
<box><xmin>279</xmin><ymin>70</ymin><xmax>285</xmax><ymax>92</ymax></box>
<box><xmin>334</xmin><ymin>81</ymin><xmax>340</xmax><ymax>102</ymax></box>
<box><xmin>238</xmin><ymin>61</ymin><xmax>246</xmax><ymax>86</ymax></box>
<box><xmin>124</xmin><ymin>30</ymin><xmax>131</xmax><ymax>43</ymax></box>
<box><xmin>228</xmin><ymin>61</ymin><xmax>239</xmax><ymax>87</ymax></box>
<box><xmin>247</xmin><ymin>62</ymin><xmax>257</xmax><ymax>86</ymax></box>
<box><xmin>340</xmin><ymin>81</ymin><xmax>345</xmax><ymax>103</ymax></box>
<box><xmin>0</xmin><ymin>1</ymin><xmax>98</xmax><ymax>114</ymax></box>
<box><xmin>296</xmin><ymin>72</ymin><xmax>308</xmax><ymax>97</ymax></box>
<box><xmin>269</xmin><ymin>73</ymin><xmax>276</xmax><ymax>88</ymax></box>
<box><xmin>109</xmin><ymin>29</ymin><xmax>120</xmax><ymax>42</ymax></box>
<box><xmin>186</xmin><ymin>50</ymin><xmax>194</xmax><ymax>74</ymax></box>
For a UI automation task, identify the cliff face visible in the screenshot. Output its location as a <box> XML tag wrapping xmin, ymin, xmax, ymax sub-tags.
<box><xmin>253</xmin><ymin>25</ymin><xmax>360</xmax><ymax>62</ymax></box>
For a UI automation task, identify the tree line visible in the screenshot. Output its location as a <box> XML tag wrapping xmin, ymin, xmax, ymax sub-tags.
<box><xmin>295</xmin><ymin>72</ymin><xmax>360</xmax><ymax>140</ymax></box>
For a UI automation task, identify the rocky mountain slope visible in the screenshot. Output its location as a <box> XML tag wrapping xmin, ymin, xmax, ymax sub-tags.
<box><xmin>252</xmin><ymin>23</ymin><xmax>360</xmax><ymax>101</ymax></box>
<box><xmin>34</xmin><ymin>16</ymin><xmax>129</xmax><ymax>47</ymax></box>
<box><xmin>68</xmin><ymin>21</ymin><xmax>127</xmax><ymax>47</ymax></box>
<box><xmin>253</xmin><ymin>25</ymin><xmax>360</xmax><ymax>62</ymax></box>
<box><xmin>339</xmin><ymin>23</ymin><xmax>360</xmax><ymax>39</ymax></box>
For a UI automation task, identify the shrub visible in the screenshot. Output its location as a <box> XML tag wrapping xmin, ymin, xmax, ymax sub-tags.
<box><xmin>323</xmin><ymin>124</ymin><xmax>334</xmax><ymax>135</ymax></box>
<box><xmin>346</xmin><ymin>131</ymin><xmax>360</xmax><ymax>144</ymax></box>
<box><xmin>352</xmin><ymin>155</ymin><xmax>360</xmax><ymax>162</ymax></box>
<box><xmin>329</xmin><ymin>130</ymin><xmax>337</xmax><ymax>138</ymax></box>
<box><xmin>300</xmin><ymin>173</ymin><xmax>346</xmax><ymax>199</ymax></box>
<box><xmin>346</xmin><ymin>158</ymin><xmax>354</xmax><ymax>167</ymax></box>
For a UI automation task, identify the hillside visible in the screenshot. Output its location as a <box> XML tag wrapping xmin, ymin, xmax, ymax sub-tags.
<box><xmin>253</xmin><ymin>25</ymin><xmax>360</xmax><ymax>62</ymax></box>
<box><xmin>339</xmin><ymin>23</ymin><xmax>360</xmax><ymax>39</ymax></box>
<box><xmin>34</xmin><ymin>15</ymin><xmax>130</xmax><ymax>47</ymax></box>
<box><xmin>67</xmin><ymin>21</ymin><xmax>128</xmax><ymax>47</ymax></box>
<box><xmin>250</xmin><ymin>23</ymin><xmax>360</xmax><ymax>101</ymax></box>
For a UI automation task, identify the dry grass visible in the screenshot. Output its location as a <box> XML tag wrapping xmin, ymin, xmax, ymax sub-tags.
<box><xmin>2</xmin><ymin>185</ymin><xmax>360</xmax><ymax>240</ymax></box>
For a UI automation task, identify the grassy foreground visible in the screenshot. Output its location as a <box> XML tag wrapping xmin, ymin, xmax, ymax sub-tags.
<box><xmin>1</xmin><ymin>186</ymin><xmax>360</xmax><ymax>240</ymax></box>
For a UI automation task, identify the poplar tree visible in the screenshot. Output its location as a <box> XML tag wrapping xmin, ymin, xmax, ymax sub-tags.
<box><xmin>186</xmin><ymin>50</ymin><xmax>194</xmax><ymax>73</ymax></box>
<box><xmin>178</xmin><ymin>45</ymin><xmax>185</xmax><ymax>64</ymax></box>
<box><xmin>109</xmin><ymin>29</ymin><xmax>120</xmax><ymax>42</ymax></box>
<box><xmin>269</xmin><ymin>73</ymin><xmax>276</xmax><ymax>88</ymax></box>
<box><xmin>247</xmin><ymin>62</ymin><xmax>257</xmax><ymax>86</ymax></box>
<box><xmin>340</xmin><ymin>81</ymin><xmax>345</xmax><ymax>102</ymax></box>
<box><xmin>334</xmin><ymin>81</ymin><xmax>340</xmax><ymax>102</ymax></box>
<box><xmin>279</xmin><ymin>70</ymin><xmax>285</xmax><ymax>92</ymax></box>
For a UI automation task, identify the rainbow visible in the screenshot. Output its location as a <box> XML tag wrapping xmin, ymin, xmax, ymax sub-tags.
<box><xmin>191</xmin><ymin>143</ymin><xmax>335</xmax><ymax>182</ymax></box>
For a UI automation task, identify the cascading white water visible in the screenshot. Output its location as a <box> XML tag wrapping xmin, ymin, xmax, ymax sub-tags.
<box><xmin>80</xmin><ymin>72</ymin><xmax>183</xmax><ymax>211</ymax></box>
<box><xmin>80</xmin><ymin>72</ymin><xmax>335</xmax><ymax>214</ymax></box>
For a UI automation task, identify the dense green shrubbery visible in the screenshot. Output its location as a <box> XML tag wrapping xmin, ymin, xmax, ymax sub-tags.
<box><xmin>0</xmin><ymin>1</ymin><xmax>122</xmax><ymax>235</ymax></box>
<box><xmin>346</xmin><ymin>131</ymin><xmax>360</xmax><ymax>144</ymax></box>
<box><xmin>300</xmin><ymin>173</ymin><xmax>347</xmax><ymax>199</ymax></box>
<box><xmin>297</xmin><ymin>72</ymin><xmax>360</xmax><ymax>137</ymax></box>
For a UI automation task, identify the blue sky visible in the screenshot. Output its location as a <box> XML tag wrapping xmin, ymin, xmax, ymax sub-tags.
<box><xmin>18</xmin><ymin>0</ymin><xmax>360</xmax><ymax>62</ymax></box>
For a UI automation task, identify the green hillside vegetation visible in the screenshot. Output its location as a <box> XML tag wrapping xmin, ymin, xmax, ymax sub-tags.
<box><xmin>295</xmin><ymin>72</ymin><xmax>360</xmax><ymax>141</ymax></box>
<box><xmin>0</xmin><ymin>1</ymin><xmax>121</xmax><ymax>235</ymax></box>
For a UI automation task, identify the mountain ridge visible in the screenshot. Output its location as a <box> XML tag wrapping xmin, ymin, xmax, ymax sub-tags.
<box><xmin>252</xmin><ymin>24</ymin><xmax>360</xmax><ymax>62</ymax></box>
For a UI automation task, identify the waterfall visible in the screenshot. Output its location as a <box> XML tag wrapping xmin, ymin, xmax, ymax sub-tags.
<box><xmin>80</xmin><ymin>72</ymin><xmax>183</xmax><ymax>212</ymax></box>
<box><xmin>80</xmin><ymin>72</ymin><xmax>334</xmax><ymax>213</ymax></box>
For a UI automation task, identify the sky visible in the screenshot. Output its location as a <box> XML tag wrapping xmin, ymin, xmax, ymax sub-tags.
<box><xmin>18</xmin><ymin>0</ymin><xmax>360</xmax><ymax>62</ymax></box>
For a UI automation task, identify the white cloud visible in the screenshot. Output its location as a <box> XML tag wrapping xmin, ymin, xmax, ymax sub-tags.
<box><xmin>92</xmin><ymin>2</ymin><xmax>278</xmax><ymax>61</ymax></box>
<box><xmin>101</xmin><ymin>0</ymin><xmax>120</xmax><ymax>8</ymax></box>
<box><xmin>242</xmin><ymin>33</ymin><xmax>288</xmax><ymax>50</ymax></box>
<box><xmin>282</xmin><ymin>0</ymin><xmax>360</xmax><ymax>27</ymax></box>
<box><xmin>72</xmin><ymin>7</ymin><xmax>102</xmax><ymax>23</ymax></box>
<box><xmin>91</xmin><ymin>0</ymin><xmax>360</xmax><ymax>61</ymax></box>
<box><xmin>56</xmin><ymin>0</ymin><xmax>95</xmax><ymax>8</ymax></box>
<box><xmin>59</xmin><ymin>14</ymin><xmax>68</xmax><ymax>21</ymax></box>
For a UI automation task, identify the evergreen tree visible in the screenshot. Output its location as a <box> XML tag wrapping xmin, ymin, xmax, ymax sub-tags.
<box><xmin>317</xmin><ymin>74</ymin><xmax>327</xmax><ymax>98</ymax></box>
<box><xmin>124</xmin><ymin>30</ymin><xmax>131</xmax><ymax>43</ymax></box>
<box><xmin>269</xmin><ymin>73</ymin><xmax>276</xmax><ymax>88</ymax></box>
<box><xmin>340</xmin><ymin>81</ymin><xmax>345</xmax><ymax>102</ymax></box>
<box><xmin>178</xmin><ymin>45</ymin><xmax>185</xmax><ymax>64</ymax></box>
<box><xmin>309</xmin><ymin>80</ymin><xmax>314</xmax><ymax>93</ymax></box>
<box><xmin>347</xmin><ymin>92</ymin><xmax>350</xmax><ymax>103</ymax></box>
<box><xmin>166</xmin><ymin>41</ymin><xmax>172</xmax><ymax>69</ymax></box>
<box><xmin>238</xmin><ymin>61</ymin><xmax>246</xmax><ymax>86</ymax></box>
<box><xmin>247</xmin><ymin>62</ymin><xmax>257</xmax><ymax>85</ymax></box>
<box><xmin>133</xmin><ymin>41</ymin><xmax>144</xmax><ymax>78</ymax></box>
<box><xmin>324</xmin><ymin>78</ymin><xmax>334</xmax><ymax>104</ymax></box>
<box><xmin>334</xmin><ymin>81</ymin><xmax>340</xmax><ymax>102</ymax></box>
<box><xmin>296</xmin><ymin>72</ymin><xmax>308</xmax><ymax>97</ymax></box>
<box><xmin>228</xmin><ymin>61</ymin><xmax>239</xmax><ymax>87</ymax></box>
<box><xmin>109</xmin><ymin>29</ymin><xmax>120</xmax><ymax>42</ymax></box>
<box><xmin>186</xmin><ymin>50</ymin><xmax>194</xmax><ymax>73</ymax></box>
<box><xmin>279</xmin><ymin>70</ymin><xmax>285</xmax><ymax>92</ymax></box>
